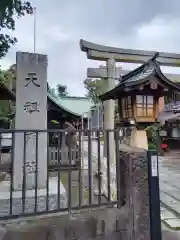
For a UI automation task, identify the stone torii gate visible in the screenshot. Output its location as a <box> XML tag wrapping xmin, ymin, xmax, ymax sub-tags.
<box><xmin>80</xmin><ymin>38</ymin><xmax>180</xmax><ymax>139</ymax></box>
<box><xmin>80</xmin><ymin>39</ymin><xmax>180</xmax><ymax>199</ymax></box>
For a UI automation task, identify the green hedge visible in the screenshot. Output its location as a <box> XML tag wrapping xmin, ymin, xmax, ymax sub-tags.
<box><xmin>148</xmin><ymin>142</ymin><xmax>156</xmax><ymax>150</ymax></box>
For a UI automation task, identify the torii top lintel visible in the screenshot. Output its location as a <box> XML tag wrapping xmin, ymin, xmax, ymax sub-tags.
<box><xmin>80</xmin><ymin>39</ymin><xmax>180</xmax><ymax>67</ymax></box>
<box><xmin>99</xmin><ymin>54</ymin><xmax>180</xmax><ymax>101</ymax></box>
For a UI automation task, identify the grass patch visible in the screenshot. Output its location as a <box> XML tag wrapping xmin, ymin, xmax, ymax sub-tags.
<box><xmin>60</xmin><ymin>171</ymin><xmax>89</xmax><ymax>206</ymax></box>
<box><xmin>100</xmin><ymin>136</ymin><xmax>104</xmax><ymax>144</ymax></box>
<box><xmin>60</xmin><ymin>172</ymin><xmax>69</xmax><ymax>186</ymax></box>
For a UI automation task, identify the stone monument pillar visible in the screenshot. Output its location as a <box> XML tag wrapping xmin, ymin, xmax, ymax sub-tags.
<box><xmin>13</xmin><ymin>52</ymin><xmax>47</xmax><ymax>191</ymax></box>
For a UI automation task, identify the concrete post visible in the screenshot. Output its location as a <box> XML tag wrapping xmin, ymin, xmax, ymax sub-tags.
<box><xmin>81</xmin><ymin>114</ymin><xmax>85</xmax><ymax>204</ymax></box>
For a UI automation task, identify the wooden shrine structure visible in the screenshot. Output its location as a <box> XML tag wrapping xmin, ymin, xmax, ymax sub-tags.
<box><xmin>99</xmin><ymin>53</ymin><xmax>180</xmax><ymax>150</ymax></box>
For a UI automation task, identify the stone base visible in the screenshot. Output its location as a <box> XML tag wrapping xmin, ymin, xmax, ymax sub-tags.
<box><xmin>130</xmin><ymin>129</ymin><xmax>148</xmax><ymax>150</ymax></box>
<box><xmin>0</xmin><ymin>178</ymin><xmax>67</xmax><ymax>217</ymax></box>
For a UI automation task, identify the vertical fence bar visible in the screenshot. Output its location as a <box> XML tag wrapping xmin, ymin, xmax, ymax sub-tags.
<box><xmin>9</xmin><ymin>132</ymin><xmax>15</xmax><ymax>216</ymax></box>
<box><xmin>78</xmin><ymin>131</ymin><xmax>82</xmax><ymax>206</ymax></box>
<box><xmin>34</xmin><ymin>132</ymin><xmax>38</xmax><ymax>213</ymax></box>
<box><xmin>88</xmin><ymin>130</ymin><xmax>92</xmax><ymax>205</ymax></box>
<box><xmin>22</xmin><ymin>132</ymin><xmax>27</xmax><ymax>213</ymax></box>
<box><xmin>46</xmin><ymin>132</ymin><xmax>49</xmax><ymax>212</ymax></box>
<box><xmin>81</xmin><ymin>121</ymin><xmax>85</xmax><ymax>205</ymax></box>
<box><xmin>57</xmin><ymin>132</ymin><xmax>61</xmax><ymax>209</ymax></box>
<box><xmin>115</xmin><ymin>129</ymin><xmax>120</xmax><ymax>206</ymax></box>
<box><xmin>97</xmin><ymin>130</ymin><xmax>101</xmax><ymax>204</ymax></box>
<box><xmin>106</xmin><ymin>130</ymin><xmax>111</xmax><ymax>202</ymax></box>
<box><xmin>68</xmin><ymin>133</ymin><xmax>72</xmax><ymax>211</ymax></box>
<box><xmin>147</xmin><ymin>150</ymin><xmax>162</xmax><ymax>240</ymax></box>
<box><xmin>0</xmin><ymin>132</ymin><xmax>1</xmax><ymax>165</ymax></box>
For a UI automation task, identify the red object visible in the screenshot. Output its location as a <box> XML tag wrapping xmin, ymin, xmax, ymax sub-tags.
<box><xmin>161</xmin><ymin>143</ymin><xmax>168</xmax><ymax>149</ymax></box>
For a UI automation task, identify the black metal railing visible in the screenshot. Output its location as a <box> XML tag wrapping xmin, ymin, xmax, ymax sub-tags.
<box><xmin>0</xmin><ymin>128</ymin><xmax>124</xmax><ymax>220</ymax></box>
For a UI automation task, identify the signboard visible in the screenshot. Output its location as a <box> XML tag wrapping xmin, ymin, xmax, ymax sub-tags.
<box><xmin>159</xmin><ymin>130</ymin><xmax>167</xmax><ymax>137</ymax></box>
<box><xmin>151</xmin><ymin>155</ymin><xmax>158</xmax><ymax>177</ymax></box>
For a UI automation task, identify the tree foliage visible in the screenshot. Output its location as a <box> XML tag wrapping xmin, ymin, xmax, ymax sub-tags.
<box><xmin>84</xmin><ymin>78</ymin><xmax>120</xmax><ymax>119</ymax></box>
<box><xmin>0</xmin><ymin>0</ymin><xmax>33</xmax><ymax>58</ymax></box>
<box><xmin>0</xmin><ymin>65</ymin><xmax>15</xmax><ymax>125</ymax></box>
<box><xmin>146</xmin><ymin>123</ymin><xmax>164</xmax><ymax>154</ymax></box>
<box><xmin>56</xmin><ymin>84</ymin><xmax>68</xmax><ymax>97</ymax></box>
<box><xmin>0</xmin><ymin>64</ymin><xmax>16</xmax><ymax>89</ymax></box>
<box><xmin>83</xmin><ymin>78</ymin><xmax>103</xmax><ymax>104</ymax></box>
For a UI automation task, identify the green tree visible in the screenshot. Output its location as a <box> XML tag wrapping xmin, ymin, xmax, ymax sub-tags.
<box><xmin>0</xmin><ymin>1</ymin><xmax>33</xmax><ymax>58</ymax></box>
<box><xmin>0</xmin><ymin>65</ymin><xmax>15</xmax><ymax>124</ymax></box>
<box><xmin>0</xmin><ymin>64</ymin><xmax>16</xmax><ymax>89</ymax></box>
<box><xmin>56</xmin><ymin>84</ymin><xmax>68</xmax><ymax>97</ymax></box>
<box><xmin>83</xmin><ymin>78</ymin><xmax>103</xmax><ymax>104</ymax></box>
<box><xmin>84</xmin><ymin>78</ymin><xmax>120</xmax><ymax>120</ymax></box>
<box><xmin>48</xmin><ymin>84</ymin><xmax>57</xmax><ymax>97</ymax></box>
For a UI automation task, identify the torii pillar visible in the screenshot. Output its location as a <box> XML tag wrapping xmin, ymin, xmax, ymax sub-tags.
<box><xmin>86</xmin><ymin>63</ymin><xmax>123</xmax><ymax>199</ymax></box>
<box><xmin>87</xmin><ymin>63</ymin><xmax>122</xmax><ymax>160</ymax></box>
<box><xmin>103</xmin><ymin>59</ymin><xmax>116</xmax><ymax>160</ymax></box>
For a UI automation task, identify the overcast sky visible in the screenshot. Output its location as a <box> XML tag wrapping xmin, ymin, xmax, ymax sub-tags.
<box><xmin>1</xmin><ymin>0</ymin><xmax>180</xmax><ymax>96</ymax></box>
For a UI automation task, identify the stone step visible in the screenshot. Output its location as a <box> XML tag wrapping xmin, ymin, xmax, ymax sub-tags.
<box><xmin>163</xmin><ymin>219</ymin><xmax>180</xmax><ymax>231</ymax></box>
<box><xmin>161</xmin><ymin>205</ymin><xmax>177</xmax><ymax>220</ymax></box>
<box><xmin>160</xmin><ymin>191</ymin><xmax>180</xmax><ymax>216</ymax></box>
<box><xmin>161</xmin><ymin>204</ymin><xmax>180</xmax><ymax>230</ymax></box>
<box><xmin>160</xmin><ymin>182</ymin><xmax>180</xmax><ymax>200</ymax></box>
<box><xmin>160</xmin><ymin>191</ymin><xmax>180</xmax><ymax>230</ymax></box>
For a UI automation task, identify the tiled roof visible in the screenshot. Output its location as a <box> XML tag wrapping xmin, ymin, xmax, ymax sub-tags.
<box><xmin>0</xmin><ymin>81</ymin><xmax>93</xmax><ymax>117</ymax></box>
<box><xmin>164</xmin><ymin>101</ymin><xmax>180</xmax><ymax>112</ymax></box>
<box><xmin>48</xmin><ymin>91</ymin><xmax>93</xmax><ymax>117</ymax></box>
<box><xmin>121</xmin><ymin>64</ymin><xmax>155</xmax><ymax>86</ymax></box>
<box><xmin>99</xmin><ymin>54</ymin><xmax>180</xmax><ymax>101</ymax></box>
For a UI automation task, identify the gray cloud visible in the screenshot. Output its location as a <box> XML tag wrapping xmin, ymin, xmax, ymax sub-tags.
<box><xmin>1</xmin><ymin>0</ymin><xmax>180</xmax><ymax>95</ymax></box>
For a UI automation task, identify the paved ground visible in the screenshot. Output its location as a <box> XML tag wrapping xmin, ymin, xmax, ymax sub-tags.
<box><xmin>159</xmin><ymin>151</ymin><xmax>180</xmax><ymax>217</ymax></box>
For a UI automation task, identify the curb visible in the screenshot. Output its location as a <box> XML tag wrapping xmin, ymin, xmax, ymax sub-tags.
<box><xmin>162</xmin><ymin>219</ymin><xmax>180</xmax><ymax>231</ymax></box>
<box><xmin>161</xmin><ymin>201</ymin><xmax>180</xmax><ymax>230</ymax></box>
<box><xmin>161</xmin><ymin>201</ymin><xmax>180</xmax><ymax>219</ymax></box>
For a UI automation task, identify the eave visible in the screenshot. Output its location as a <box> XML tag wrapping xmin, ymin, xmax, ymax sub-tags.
<box><xmin>99</xmin><ymin>57</ymin><xmax>180</xmax><ymax>101</ymax></box>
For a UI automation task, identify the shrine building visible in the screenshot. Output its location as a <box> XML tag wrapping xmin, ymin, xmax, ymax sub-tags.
<box><xmin>0</xmin><ymin>82</ymin><xmax>92</xmax><ymax>130</ymax></box>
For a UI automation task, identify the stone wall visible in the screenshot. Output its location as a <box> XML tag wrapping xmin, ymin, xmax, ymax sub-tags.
<box><xmin>119</xmin><ymin>144</ymin><xmax>151</xmax><ymax>240</ymax></box>
<box><xmin>0</xmin><ymin>208</ymin><xmax>128</xmax><ymax>240</ymax></box>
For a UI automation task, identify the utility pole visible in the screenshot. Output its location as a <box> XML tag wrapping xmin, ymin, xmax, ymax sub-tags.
<box><xmin>33</xmin><ymin>7</ymin><xmax>36</xmax><ymax>53</ymax></box>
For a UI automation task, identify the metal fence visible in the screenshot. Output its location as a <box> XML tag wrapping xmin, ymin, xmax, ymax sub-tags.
<box><xmin>0</xmin><ymin>128</ymin><xmax>125</xmax><ymax>220</ymax></box>
<box><xmin>48</xmin><ymin>147</ymin><xmax>79</xmax><ymax>167</ymax></box>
